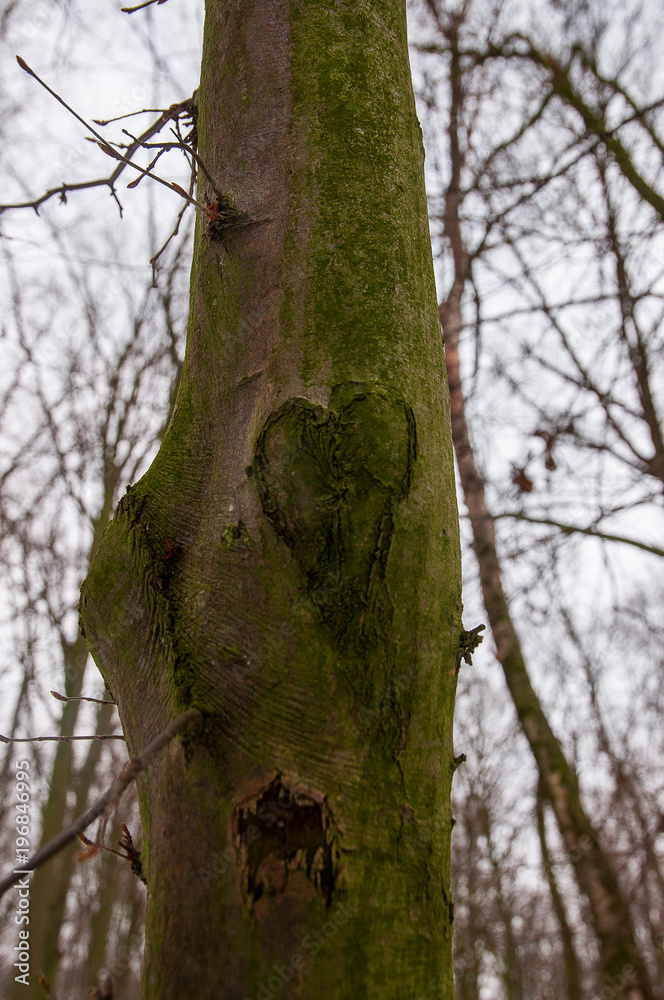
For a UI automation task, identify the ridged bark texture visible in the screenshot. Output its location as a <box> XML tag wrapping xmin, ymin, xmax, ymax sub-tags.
<box><xmin>80</xmin><ymin>2</ymin><xmax>461</xmax><ymax>998</ymax></box>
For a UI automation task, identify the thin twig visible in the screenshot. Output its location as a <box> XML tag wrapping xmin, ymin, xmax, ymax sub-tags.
<box><xmin>493</xmin><ymin>511</ymin><xmax>664</xmax><ymax>558</ymax></box>
<box><xmin>51</xmin><ymin>690</ymin><xmax>116</xmax><ymax>706</ymax></box>
<box><xmin>122</xmin><ymin>0</ymin><xmax>169</xmax><ymax>12</ymax></box>
<box><xmin>77</xmin><ymin>824</ymin><xmax>146</xmax><ymax>883</ymax></box>
<box><xmin>0</xmin><ymin>733</ymin><xmax>124</xmax><ymax>743</ymax></box>
<box><xmin>148</xmin><ymin>129</ymin><xmax>196</xmax><ymax>282</ymax></box>
<box><xmin>120</xmin><ymin>126</ymin><xmax>218</xmax><ymax>197</ymax></box>
<box><xmin>0</xmin><ymin>708</ymin><xmax>202</xmax><ymax>898</ymax></box>
<box><xmin>1</xmin><ymin>61</ymin><xmax>203</xmax><ymax>215</ymax></box>
<box><xmin>15</xmin><ymin>57</ymin><xmax>117</xmax><ymax>151</ymax></box>
<box><xmin>93</xmin><ymin>108</ymin><xmax>171</xmax><ymax>126</ymax></box>
<box><xmin>150</xmin><ymin>193</ymin><xmax>191</xmax><ymax>286</ymax></box>
<box><xmin>77</xmin><ymin>832</ymin><xmax>125</xmax><ymax>859</ymax></box>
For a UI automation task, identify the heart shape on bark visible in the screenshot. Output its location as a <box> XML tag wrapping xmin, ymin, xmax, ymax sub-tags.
<box><xmin>252</xmin><ymin>383</ymin><xmax>416</xmax><ymax>647</ymax></box>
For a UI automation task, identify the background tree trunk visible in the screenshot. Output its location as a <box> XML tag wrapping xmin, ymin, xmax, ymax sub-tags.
<box><xmin>11</xmin><ymin>471</ymin><xmax>120</xmax><ymax>1000</ymax></box>
<box><xmin>80</xmin><ymin>2</ymin><xmax>462</xmax><ymax>998</ymax></box>
<box><xmin>535</xmin><ymin>783</ymin><xmax>582</xmax><ymax>1000</ymax></box>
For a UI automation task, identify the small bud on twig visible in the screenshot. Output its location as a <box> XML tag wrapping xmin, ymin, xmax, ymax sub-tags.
<box><xmin>76</xmin><ymin>837</ymin><xmax>101</xmax><ymax>862</ymax></box>
<box><xmin>98</xmin><ymin>142</ymin><xmax>121</xmax><ymax>159</ymax></box>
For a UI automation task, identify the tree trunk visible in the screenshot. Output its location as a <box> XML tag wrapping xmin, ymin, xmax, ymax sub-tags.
<box><xmin>535</xmin><ymin>782</ymin><xmax>583</xmax><ymax>1000</ymax></box>
<box><xmin>79</xmin><ymin>852</ymin><xmax>117</xmax><ymax>993</ymax></box>
<box><xmin>80</xmin><ymin>2</ymin><xmax>462</xmax><ymax>998</ymax></box>
<box><xmin>13</xmin><ymin>469</ymin><xmax>120</xmax><ymax>1000</ymax></box>
<box><xmin>110</xmin><ymin>872</ymin><xmax>145</xmax><ymax>1000</ymax></box>
<box><xmin>12</xmin><ymin>630</ymin><xmax>90</xmax><ymax>1000</ymax></box>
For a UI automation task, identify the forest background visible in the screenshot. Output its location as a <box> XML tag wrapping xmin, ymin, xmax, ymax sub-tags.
<box><xmin>0</xmin><ymin>0</ymin><xmax>662</xmax><ymax>998</ymax></box>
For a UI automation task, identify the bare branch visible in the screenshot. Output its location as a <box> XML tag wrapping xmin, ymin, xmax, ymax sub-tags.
<box><xmin>122</xmin><ymin>0</ymin><xmax>170</xmax><ymax>12</ymax></box>
<box><xmin>2</xmin><ymin>63</ymin><xmax>204</xmax><ymax>216</ymax></box>
<box><xmin>0</xmin><ymin>733</ymin><xmax>125</xmax><ymax>743</ymax></box>
<box><xmin>0</xmin><ymin>708</ymin><xmax>202</xmax><ymax>898</ymax></box>
<box><xmin>15</xmin><ymin>56</ymin><xmax>110</xmax><ymax>147</ymax></box>
<box><xmin>494</xmin><ymin>511</ymin><xmax>664</xmax><ymax>558</ymax></box>
<box><xmin>149</xmin><ymin>189</ymin><xmax>192</xmax><ymax>286</ymax></box>
<box><xmin>50</xmin><ymin>690</ymin><xmax>116</xmax><ymax>706</ymax></box>
<box><xmin>93</xmin><ymin>108</ymin><xmax>172</xmax><ymax>126</ymax></box>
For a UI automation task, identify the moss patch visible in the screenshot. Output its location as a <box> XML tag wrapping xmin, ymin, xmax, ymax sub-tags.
<box><xmin>251</xmin><ymin>383</ymin><xmax>415</xmax><ymax>650</ymax></box>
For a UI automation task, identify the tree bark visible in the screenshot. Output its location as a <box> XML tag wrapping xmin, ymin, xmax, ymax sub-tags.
<box><xmin>438</xmin><ymin>26</ymin><xmax>654</xmax><ymax>1000</ymax></box>
<box><xmin>80</xmin><ymin>2</ymin><xmax>462</xmax><ymax>998</ymax></box>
